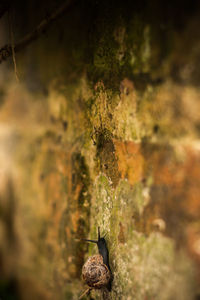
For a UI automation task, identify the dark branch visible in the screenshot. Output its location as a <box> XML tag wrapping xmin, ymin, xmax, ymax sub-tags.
<box><xmin>0</xmin><ymin>0</ymin><xmax>78</xmax><ymax>64</ymax></box>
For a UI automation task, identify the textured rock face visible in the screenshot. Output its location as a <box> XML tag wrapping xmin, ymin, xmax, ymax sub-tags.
<box><xmin>0</xmin><ymin>1</ymin><xmax>200</xmax><ymax>299</ymax></box>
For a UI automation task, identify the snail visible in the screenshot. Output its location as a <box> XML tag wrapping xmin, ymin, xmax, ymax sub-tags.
<box><xmin>79</xmin><ymin>227</ymin><xmax>112</xmax><ymax>298</ymax></box>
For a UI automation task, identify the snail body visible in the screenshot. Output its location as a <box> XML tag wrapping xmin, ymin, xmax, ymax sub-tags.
<box><xmin>81</xmin><ymin>227</ymin><xmax>112</xmax><ymax>292</ymax></box>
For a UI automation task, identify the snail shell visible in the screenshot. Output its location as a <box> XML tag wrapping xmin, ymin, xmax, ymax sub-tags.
<box><xmin>82</xmin><ymin>254</ymin><xmax>111</xmax><ymax>289</ymax></box>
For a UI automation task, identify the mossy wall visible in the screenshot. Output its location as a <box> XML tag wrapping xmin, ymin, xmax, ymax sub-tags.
<box><xmin>0</xmin><ymin>1</ymin><xmax>200</xmax><ymax>299</ymax></box>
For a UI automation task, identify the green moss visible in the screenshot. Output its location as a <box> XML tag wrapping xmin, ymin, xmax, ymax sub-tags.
<box><xmin>85</xmin><ymin>2</ymin><xmax>154</xmax><ymax>93</ymax></box>
<box><xmin>72</xmin><ymin>153</ymin><xmax>91</xmax><ymax>277</ymax></box>
<box><xmin>94</xmin><ymin>128</ymin><xmax>120</xmax><ymax>187</ymax></box>
<box><xmin>95</xmin><ymin>128</ymin><xmax>113</xmax><ymax>154</ymax></box>
<box><xmin>71</xmin><ymin>152</ymin><xmax>90</xmax><ymax>207</ymax></box>
<box><xmin>57</xmin><ymin>152</ymin><xmax>92</xmax><ymax>279</ymax></box>
<box><xmin>113</xmin><ymin>232</ymin><xmax>196</xmax><ymax>300</ymax></box>
<box><xmin>85</xmin><ymin>175</ymin><xmax>197</xmax><ymax>299</ymax></box>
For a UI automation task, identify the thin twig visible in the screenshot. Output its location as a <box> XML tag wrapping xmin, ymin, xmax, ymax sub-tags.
<box><xmin>8</xmin><ymin>9</ymin><xmax>19</xmax><ymax>82</ymax></box>
<box><xmin>0</xmin><ymin>0</ymin><xmax>78</xmax><ymax>64</ymax></box>
<box><xmin>79</xmin><ymin>288</ymin><xmax>92</xmax><ymax>299</ymax></box>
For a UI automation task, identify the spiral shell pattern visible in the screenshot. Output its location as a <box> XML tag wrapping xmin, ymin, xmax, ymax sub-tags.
<box><xmin>82</xmin><ymin>254</ymin><xmax>111</xmax><ymax>289</ymax></box>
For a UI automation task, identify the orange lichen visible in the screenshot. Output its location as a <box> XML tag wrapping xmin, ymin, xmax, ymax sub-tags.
<box><xmin>114</xmin><ymin>140</ymin><xmax>144</xmax><ymax>185</ymax></box>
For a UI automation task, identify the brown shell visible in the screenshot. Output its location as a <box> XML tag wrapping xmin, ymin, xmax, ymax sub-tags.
<box><xmin>82</xmin><ymin>254</ymin><xmax>111</xmax><ymax>289</ymax></box>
